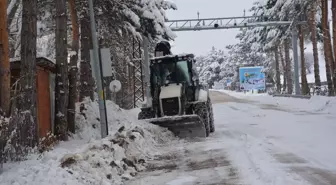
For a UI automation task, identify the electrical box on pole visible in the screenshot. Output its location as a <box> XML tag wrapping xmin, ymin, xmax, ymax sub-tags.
<box><xmin>100</xmin><ymin>48</ymin><xmax>113</xmax><ymax>77</ymax></box>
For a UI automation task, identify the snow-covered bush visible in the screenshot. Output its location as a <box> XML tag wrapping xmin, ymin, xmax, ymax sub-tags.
<box><xmin>0</xmin><ymin>115</ymin><xmax>9</xmax><ymax>165</ymax></box>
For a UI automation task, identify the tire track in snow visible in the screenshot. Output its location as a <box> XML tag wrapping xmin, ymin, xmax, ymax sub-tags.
<box><xmin>209</xmin><ymin>92</ymin><xmax>314</xmax><ymax>184</ymax></box>
<box><xmin>128</xmin><ymin>91</ymin><xmax>332</xmax><ymax>185</ymax></box>
<box><xmin>213</xmin><ymin>91</ymin><xmax>336</xmax><ymax>185</ymax></box>
<box><xmin>182</xmin><ymin>142</ymin><xmax>240</xmax><ymax>185</ymax></box>
<box><xmin>271</xmin><ymin>151</ymin><xmax>336</xmax><ymax>185</ymax></box>
<box><xmin>126</xmin><ymin>138</ymin><xmax>242</xmax><ymax>185</ymax></box>
<box><xmin>125</xmin><ymin>91</ymin><xmax>245</xmax><ymax>185</ymax></box>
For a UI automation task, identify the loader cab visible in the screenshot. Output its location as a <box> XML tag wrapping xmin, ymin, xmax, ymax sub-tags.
<box><xmin>150</xmin><ymin>60</ymin><xmax>191</xmax><ymax>86</ymax></box>
<box><xmin>150</xmin><ymin>54</ymin><xmax>197</xmax><ymax>102</ymax></box>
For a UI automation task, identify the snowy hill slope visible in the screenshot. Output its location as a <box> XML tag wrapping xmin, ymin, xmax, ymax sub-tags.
<box><xmin>0</xmin><ymin>99</ymin><xmax>176</xmax><ymax>185</ymax></box>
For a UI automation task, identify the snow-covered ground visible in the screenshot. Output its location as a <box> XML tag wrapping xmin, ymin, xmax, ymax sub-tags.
<box><xmin>1</xmin><ymin>91</ymin><xmax>336</xmax><ymax>185</ymax></box>
<box><xmin>220</xmin><ymin>89</ymin><xmax>336</xmax><ymax>115</ymax></box>
<box><xmin>126</xmin><ymin>90</ymin><xmax>336</xmax><ymax>185</ymax></box>
<box><xmin>0</xmin><ymin>99</ymin><xmax>177</xmax><ymax>185</ymax></box>
<box><xmin>213</xmin><ymin>90</ymin><xmax>336</xmax><ymax>184</ymax></box>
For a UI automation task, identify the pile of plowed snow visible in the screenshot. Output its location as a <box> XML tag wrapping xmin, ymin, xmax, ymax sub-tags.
<box><xmin>0</xmin><ymin>99</ymin><xmax>176</xmax><ymax>185</ymax></box>
<box><xmin>74</xmin><ymin>99</ymin><xmax>174</xmax><ymax>145</ymax></box>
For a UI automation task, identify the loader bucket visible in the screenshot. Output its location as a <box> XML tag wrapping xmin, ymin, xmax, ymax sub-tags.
<box><xmin>144</xmin><ymin>115</ymin><xmax>206</xmax><ymax>138</ymax></box>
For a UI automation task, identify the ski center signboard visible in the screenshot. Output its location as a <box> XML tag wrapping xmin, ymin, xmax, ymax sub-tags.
<box><xmin>226</xmin><ymin>79</ymin><xmax>232</xmax><ymax>87</ymax></box>
<box><xmin>239</xmin><ymin>66</ymin><xmax>265</xmax><ymax>91</ymax></box>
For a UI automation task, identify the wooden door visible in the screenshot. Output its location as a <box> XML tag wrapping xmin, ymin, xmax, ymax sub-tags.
<box><xmin>36</xmin><ymin>67</ymin><xmax>51</xmax><ymax>138</ymax></box>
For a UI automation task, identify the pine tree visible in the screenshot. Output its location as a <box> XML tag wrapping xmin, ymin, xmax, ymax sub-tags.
<box><xmin>78</xmin><ymin>0</ymin><xmax>94</xmax><ymax>101</ymax></box>
<box><xmin>0</xmin><ymin>0</ymin><xmax>11</xmax><ymax>116</ymax></box>
<box><xmin>321</xmin><ymin>0</ymin><xmax>335</xmax><ymax>95</ymax></box>
<box><xmin>54</xmin><ymin>0</ymin><xmax>69</xmax><ymax>140</ymax></box>
<box><xmin>308</xmin><ymin>1</ymin><xmax>321</xmax><ymax>90</ymax></box>
<box><xmin>298</xmin><ymin>25</ymin><xmax>309</xmax><ymax>94</ymax></box>
<box><xmin>19</xmin><ymin>0</ymin><xmax>38</xmax><ymax>148</ymax></box>
<box><xmin>274</xmin><ymin>46</ymin><xmax>281</xmax><ymax>92</ymax></box>
<box><xmin>68</xmin><ymin>0</ymin><xmax>79</xmax><ymax>133</ymax></box>
<box><xmin>332</xmin><ymin>0</ymin><xmax>336</xmax><ymax>94</ymax></box>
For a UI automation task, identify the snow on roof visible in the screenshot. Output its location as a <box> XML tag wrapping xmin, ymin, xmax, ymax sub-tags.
<box><xmin>10</xmin><ymin>57</ymin><xmax>56</xmax><ymax>72</ymax></box>
<box><xmin>10</xmin><ymin>54</ymin><xmax>55</xmax><ymax>64</ymax></box>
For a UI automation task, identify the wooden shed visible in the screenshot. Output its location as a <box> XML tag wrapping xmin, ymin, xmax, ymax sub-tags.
<box><xmin>10</xmin><ymin>57</ymin><xmax>55</xmax><ymax>138</ymax></box>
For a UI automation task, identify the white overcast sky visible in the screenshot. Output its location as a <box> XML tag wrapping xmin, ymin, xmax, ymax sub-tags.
<box><xmin>165</xmin><ymin>0</ymin><xmax>256</xmax><ymax>56</ymax></box>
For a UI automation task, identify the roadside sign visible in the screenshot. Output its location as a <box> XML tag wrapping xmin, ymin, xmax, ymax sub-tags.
<box><xmin>239</xmin><ymin>66</ymin><xmax>265</xmax><ymax>91</ymax></box>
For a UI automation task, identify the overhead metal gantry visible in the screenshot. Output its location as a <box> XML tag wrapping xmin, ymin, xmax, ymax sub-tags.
<box><xmin>166</xmin><ymin>15</ymin><xmax>307</xmax><ymax>32</ymax></box>
<box><xmin>164</xmin><ymin>15</ymin><xmax>307</xmax><ymax>95</ymax></box>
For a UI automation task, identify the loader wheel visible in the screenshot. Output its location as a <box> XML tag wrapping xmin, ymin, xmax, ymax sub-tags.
<box><xmin>138</xmin><ymin>109</ymin><xmax>155</xmax><ymax>120</ymax></box>
<box><xmin>207</xmin><ymin>97</ymin><xmax>215</xmax><ymax>133</ymax></box>
<box><xmin>194</xmin><ymin>102</ymin><xmax>210</xmax><ymax>137</ymax></box>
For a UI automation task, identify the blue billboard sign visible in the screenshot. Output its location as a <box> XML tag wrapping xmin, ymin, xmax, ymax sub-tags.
<box><xmin>239</xmin><ymin>66</ymin><xmax>265</xmax><ymax>90</ymax></box>
<box><xmin>226</xmin><ymin>79</ymin><xmax>232</xmax><ymax>87</ymax></box>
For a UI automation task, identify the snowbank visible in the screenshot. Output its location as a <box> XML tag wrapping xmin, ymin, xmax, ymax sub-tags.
<box><xmin>0</xmin><ymin>99</ymin><xmax>176</xmax><ymax>185</ymax></box>
<box><xmin>74</xmin><ymin>99</ymin><xmax>174</xmax><ymax>144</ymax></box>
<box><xmin>212</xmin><ymin>89</ymin><xmax>336</xmax><ymax>114</ymax></box>
<box><xmin>211</xmin><ymin>89</ymin><xmax>268</xmax><ymax>99</ymax></box>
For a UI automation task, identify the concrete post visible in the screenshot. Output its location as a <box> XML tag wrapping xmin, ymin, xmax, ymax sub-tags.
<box><xmin>292</xmin><ymin>26</ymin><xmax>301</xmax><ymax>95</ymax></box>
<box><xmin>143</xmin><ymin>37</ymin><xmax>151</xmax><ymax>107</ymax></box>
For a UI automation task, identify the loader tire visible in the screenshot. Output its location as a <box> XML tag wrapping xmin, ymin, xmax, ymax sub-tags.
<box><xmin>138</xmin><ymin>109</ymin><xmax>155</xmax><ymax>120</ymax></box>
<box><xmin>207</xmin><ymin>97</ymin><xmax>215</xmax><ymax>133</ymax></box>
<box><xmin>194</xmin><ymin>102</ymin><xmax>210</xmax><ymax>137</ymax></box>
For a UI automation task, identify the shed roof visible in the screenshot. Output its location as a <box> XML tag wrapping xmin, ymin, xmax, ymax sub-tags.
<box><xmin>10</xmin><ymin>57</ymin><xmax>56</xmax><ymax>73</ymax></box>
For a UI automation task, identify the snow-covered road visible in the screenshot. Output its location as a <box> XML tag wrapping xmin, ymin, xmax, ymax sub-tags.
<box><xmin>127</xmin><ymin>91</ymin><xmax>336</xmax><ymax>185</ymax></box>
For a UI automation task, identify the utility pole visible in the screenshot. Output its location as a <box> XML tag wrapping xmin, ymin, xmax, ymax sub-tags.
<box><xmin>292</xmin><ymin>25</ymin><xmax>301</xmax><ymax>95</ymax></box>
<box><xmin>143</xmin><ymin>37</ymin><xmax>151</xmax><ymax>107</ymax></box>
<box><xmin>197</xmin><ymin>11</ymin><xmax>200</xmax><ymax>20</ymax></box>
<box><xmin>88</xmin><ymin>0</ymin><xmax>108</xmax><ymax>138</ymax></box>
